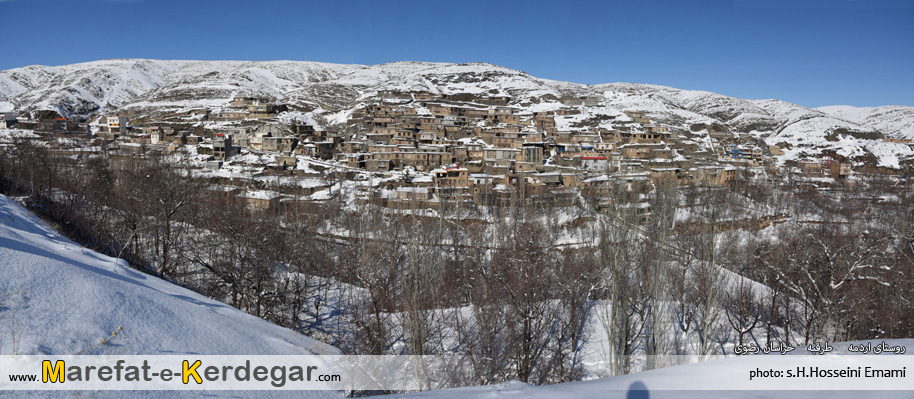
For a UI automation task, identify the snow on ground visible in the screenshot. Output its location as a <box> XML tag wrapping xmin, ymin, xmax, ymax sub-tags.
<box><xmin>384</xmin><ymin>339</ymin><xmax>914</xmax><ymax>399</ymax></box>
<box><xmin>817</xmin><ymin>105</ymin><xmax>914</xmax><ymax>139</ymax></box>
<box><xmin>0</xmin><ymin>129</ymin><xmax>39</xmax><ymax>141</ymax></box>
<box><xmin>277</xmin><ymin>111</ymin><xmax>324</xmax><ymax>130</ymax></box>
<box><xmin>0</xmin><ymin>194</ymin><xmax>338</xmax><ymax>357</ymax></box>
<box><xmin>0</xmin><ymin>195</ymin><xmax>342</xmax><ymax>397</ymax></box>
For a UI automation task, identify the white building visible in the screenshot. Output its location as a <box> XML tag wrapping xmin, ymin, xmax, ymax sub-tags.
<box><xmin>101</xmin><ymin>114</ymin><xmax>128</xmax><ymax>135</ymax></box>
<box><xmin>581</xmin><ymin>156</ymin><xmax>609</xmax><ymax>172</ymax></box>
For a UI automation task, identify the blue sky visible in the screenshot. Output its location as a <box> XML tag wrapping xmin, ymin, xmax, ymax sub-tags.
<box><xmin>1</xmin><ymin>0</ymin><xmax>912</xmax><ymax>108</ymax></box>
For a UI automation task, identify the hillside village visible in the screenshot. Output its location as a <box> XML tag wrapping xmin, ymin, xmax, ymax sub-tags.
<box><xmin>3</xmin><ymin>87</ymin><xmax>913</xmax><ymax>218</ymax></box>
<box><xmin>4</xmin><ymin>83</ymin><xmax>914</xmax><ymax>380</ymax></box>
<box><xmin>2</xmin><ymin>0</ymin><xmax>912</xmax><ymax>390</ymax></box>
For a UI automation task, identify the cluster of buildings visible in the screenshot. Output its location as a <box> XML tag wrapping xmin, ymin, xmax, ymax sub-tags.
<box><xmin>7</xmin><ymin>89</ymin><xmax>890</xmax><ymax>218</ymax></box>
<box><xmin>330</xmin><ymin>92</ymin><xmax>772</xmax><ymax>212</ymax></box>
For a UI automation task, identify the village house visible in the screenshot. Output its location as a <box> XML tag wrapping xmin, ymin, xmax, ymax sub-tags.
<box><xmin>100</xmin><ymin>114</ymin><xmax>128</xmax><ymax>135</ymax></box>
<box><xmin>345</xmin><ymin>153</ymin><xmax>366</xmax><ymax>169</ymax></box>
<box><xmin>608</xmin><ymin>152</ymin><xmax>623</xmax><ymax>172</ymax></box>
<box><xmin>378</xmin><ymin>90</ymin><xmax>412</xmax><ymax>100</ymax></box>
<box><xmin>366</xmin><ymin>132</ymin><xmax>394</xmax><ymax>144</ymax></box>
<box><xmin>522</xmin><ymin>145</ymin><xmax>544</xmax><ymax>166</ymax></box>
<box><xmin>371</xmin><ymin>126</ymin><xmax>397</xmax><ymax>136</ymax></box>
<box><xmin>484</xmin><ymin>147</ymin><xmax>521</xmax><ymax>165</ymax></box>
<box><xmin>561</xmin><ymin>96</ymin><xmax>601</xmax><ymax>106</ymax></box>
<box><xmin>224</xmin><ymin>127</ymin><xmax>253</xmax><ymax>147</ymax></box>
<box><xmin>205</xmin><ymin>160</ymin><xmax>223</xmax><ymax>170</ymax></box>
<box><xmin>275</xmin><ymin>155</ymin><xmax>297</xmax><ymax>168</ymax></box>
<box><xmin>533</xmin><ymin>114</ymin><xmax>557</xmax><ymax>133</ymax></box>
<box><xmin>555</xmin><ymin>108</ymin><xmax>582</xmax><ymax>116</ymax></box>
<box><xmin>469</xmin><ymin>173</ymin><xmax>501</xmax><ymax>188</ymax></box>
<box><xmin>295</xmin><ymin>141</ymin><xmax>337</xmax><ymax>160</ymax></box>
<box><xmin>515</xmin><ymin>162</ymin><xmax>537</xmax><ymax>173</ymax></box>
<box><xmin>594</xmin><ymin>142</ymin><xmax>617</xmax><ymax>155</ymax></box>
<box><xmin>262</xmin><ymin>136</ymin><xmax>298</xmax><ymax>154</ymax></box>
<box><xmin>434</xmin><ymin>166</ymin><xmax>469</xmax><ymax>188</ymax></box>
<box><xmin>554</xmin><ymin>131</ymin><xmax>573</xmax><ymax>142</ymax></box>
<box><xmin>366</xmin><ymin>158</ymin><xmax>392</xmax><ymax>172</ymax></box>
<box><xmin>723</xmin><ymin>146</ymin><xmax>767</xmax><ymax>166</ymax></box>
<box><xmin>555</xmin><ymin>143</ymin><xmax>583</xmax><ymax>157</ymax></box>
<box><xmin>883</xmin><ymin>138</ymin><xmax>913</xmax><ymax>144</ymax></box>
<box><xmin>216</xmin><ymin>110</ymin><xmax>249</xmax><ymax>121</ymax></box>
<box><xmin>570</xmin><ymin>133</ymin><xmax>600</xmax><ymax>145</ymax></box>
<box><xmin>691</xmin><ymin>165</ymin><xmax>737</xmax><ymax>186</ymax></box>
<box><xmin>230</xmin><ymin>97</ymin><xmax>259</xmax><ymax>108</ymax></box>
<box><xmin>709</xmin><ymin>130</ymin><xmax>734</xmax><ymax>141</ymax></box>
<box><xmin>247</xmin><ymin>103</ymin><xmax>275</xmax><ymax>118</ymax></box>
<box><xmin>462</xmin><ymin>140</ymin><xmax>485</xmax><ymax>161</ymax></box>
<box><xmin>166</xmin><ymin>130</ymin><xmax>188</xmax><ymax>145</ymax></box>
<box><xmin>130</xmin><ymin>134</ymin><xmax>150</xmax><ymax>145</ymax></box>
<box><xmin>241</xmin><ymin>190</ymin><xmax>283</xmax><ymax>212</ymax></box>
<box><xmin>607</xmin><ymin>173</ymin><xmax>653</xmax><ymax>194</ymax></box>
<box><xmin>469</xmin><ymin>95</ymin><xmax>510</xmax><ymax>106</ymax></box>
<box><xmin>0</xmin><ymin>111</ymin><xmax>17</xmax><ymax>129</ymax></box>
<box><xmin>389</xmin><ymin>186</ymin><xmax>437</xmax><ymax>209</ymax></box>
<box><xmin>213</xmin><ymin>134</ymin><xmax>234</xmax><ymax>160</ymax></box>
<box><xmin>412</xmin><ymin>91</ymin><xmax>442</xmax><ymax>101</ymax></box>
<box><xmin>451</xmin><ymin>146</ymin><xmax>470</xmax><ymax>163</ymax></box>
<box><xmin>627</xmin><ymin>130</ymin><xmax>667</xmax><ymax>144</ymax></box>
<box><xmin>623</xmin><ymin>110</ymin><xmax>650</xmax><ymax>124</ymax></box>
<box><xmin>619</xmin><ymin>143</ymin><xmax>667</xmax><ymax>159</ymax></box>
<box><xmin>403</xmin><ymin>151</ymin><xmax>451</xmax><ymax>171</ymax></box>
<box><xmin>617</xmin><ymin>202</ymin><xmax>652</xmax><ymax>224</ymax></box>
<box><xmin>797</xmin><ymin>159</ymin><xmax>822</xmax><ymax>176</ymax></box>
<box><xmin>581</xmin><ymin>156</ymin><xmax>609</xmax><ymax>172</ymax></box>
<box><xmin>820</xmin><ymin>156</ymin><xmax>852</xmax><ymax>178</ymax></box>
<box><xmin>480</xmin><ymin>131</ymin><xmax>524</xmax><ymax>148</ymax></box>
<box><xmin>138</xmin><ymin>126</ymin><xmax>169</xmax><ymax>144</ymax></box>
<box><xmin>649</xmin><ymin>167</ymin><xmax>686</xmax><ymax>184</ymax></box>
<box><xmin>344</xmin><ymin>141</ymin><xmax>368</xmax><ymax>154</ymax></box>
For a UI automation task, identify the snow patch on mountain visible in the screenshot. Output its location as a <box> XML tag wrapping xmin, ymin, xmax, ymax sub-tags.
<box><xmin>817</xmin><ymin>105</ymin><xmax>914</xmax><ymax>139</ymax></box>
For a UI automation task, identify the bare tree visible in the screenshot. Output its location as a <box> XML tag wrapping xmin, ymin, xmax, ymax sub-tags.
<box><xmin>725</xmin><ymin>279</ymin><xmax>762</xmax><ymax>348</ymax></box>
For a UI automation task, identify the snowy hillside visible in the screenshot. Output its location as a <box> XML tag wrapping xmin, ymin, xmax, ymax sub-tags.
<box><xmin>0</xmin><ymin>59</ymin><xmax>556</xmax><ymax>116</ymax></box>
<box><xmin>817</xmin><ymin>105</ymin><xmax>914</xmax><ymax>139</ymax></box>
<box><xmin>2</xmin><ymin>59</ymin><xmax>913</xmax><ymax>167</ymax></box>
<box><xmin>0</xmin><ymin>60</ymin><xmax>182</xmax><ymax>116</ymax></box>
<box><xmin>0</xmin><ymin>194</ymin><xmax>338</xmax><ymax>359</ymax></box>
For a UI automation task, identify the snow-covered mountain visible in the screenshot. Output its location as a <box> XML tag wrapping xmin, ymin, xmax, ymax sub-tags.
<box><xmin>2</xmin><ymin>59</ymin><xmax>913</xmax><ymax>167</ymax></box>
<box><xmin>0</xmin><ymin>194</ymin><xmax>338</xmax><ymax>359</ymax></box>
